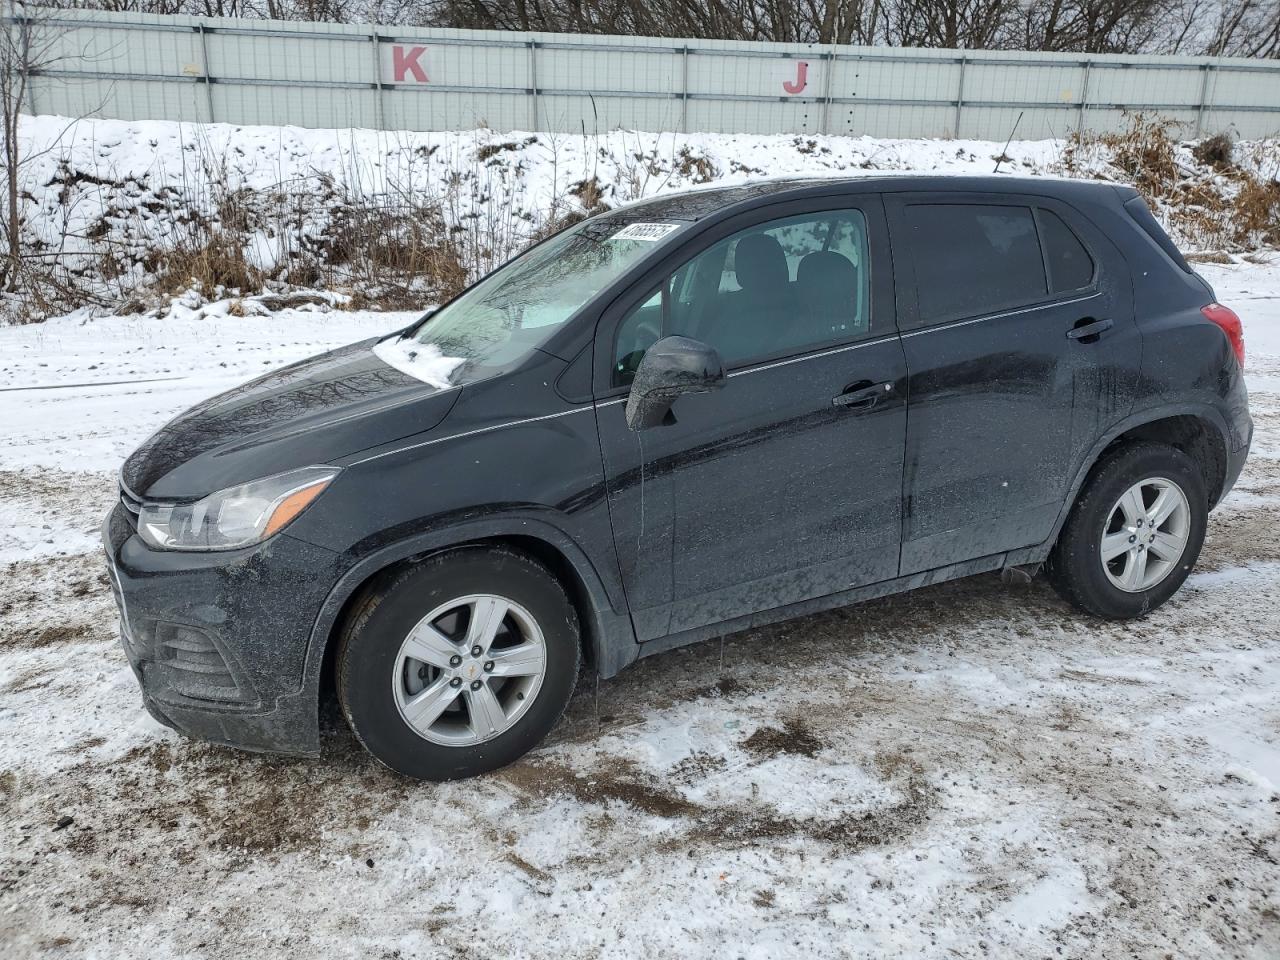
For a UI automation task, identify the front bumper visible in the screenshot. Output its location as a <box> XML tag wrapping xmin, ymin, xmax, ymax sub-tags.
<box><xmin>103</xmin><ymin>503</ymin><xmax>342</xmax><ymax>756</ymax></box>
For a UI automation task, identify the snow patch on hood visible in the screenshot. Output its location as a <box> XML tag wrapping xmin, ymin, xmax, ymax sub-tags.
<box><xmin>373</xmin><ymin>334</ymin><xmax>466</xmax><ymax>389</ymax></box>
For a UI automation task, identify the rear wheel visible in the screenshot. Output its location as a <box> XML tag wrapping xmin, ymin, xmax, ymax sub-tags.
<box><xmin>337</xmin><ymin>547</ymin><xmax>580</xmax><ymax>780</ymax></box>
<box><xmin>1047</xmin><ymin>442</ymin><xmax>1207</xmax><ymax>619</ymax></box>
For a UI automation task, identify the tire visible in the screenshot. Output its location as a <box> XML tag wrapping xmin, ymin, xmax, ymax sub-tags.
<box><xmin>337</xmin><ymin>546</ymin><xmax>580</xmax><ymax>781</ymax></box>
<box><xmin>1047</xmin><ymin>441</ymin><xmax>1208</xmax><ymax>619</ymax></box>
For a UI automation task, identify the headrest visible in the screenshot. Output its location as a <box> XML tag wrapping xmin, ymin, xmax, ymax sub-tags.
<box><xmin>797</xmin><ymin>251</ymin><xmax>857</xmax><ymax>296</ymax></box>
<box><xmin>734</xmin><ymin>234</ymin><xmax>788</xmax><ymax>294</ymax></box>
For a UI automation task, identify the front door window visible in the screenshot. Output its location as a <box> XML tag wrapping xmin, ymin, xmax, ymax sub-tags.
<box><xmin>613</xmin><ymin>210</ymin><xmax>871</xmax><ymax>384</ymax></box>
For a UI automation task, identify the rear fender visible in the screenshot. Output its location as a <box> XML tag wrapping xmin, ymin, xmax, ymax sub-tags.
<box><xmin>1005</xmin><ymin>402</ymin><xmax>1233</xmax><ymax>567</ymax></box>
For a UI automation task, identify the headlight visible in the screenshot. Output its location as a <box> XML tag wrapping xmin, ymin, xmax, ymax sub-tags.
<box><xmin>137</xmin><ymin>466</ymin><xmax>339</xmax><ymax>551</ymax></box>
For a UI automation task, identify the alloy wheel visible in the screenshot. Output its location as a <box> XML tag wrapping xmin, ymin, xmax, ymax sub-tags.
<box><xmin>1100</xmin><ymin>477</ymin><xmax>1191</xmax><ymax>593</ymax></box>
<box><xmin>392</xmin><ymin>594</ymin><xmax>548</xmax><ymax>746</ymax></box>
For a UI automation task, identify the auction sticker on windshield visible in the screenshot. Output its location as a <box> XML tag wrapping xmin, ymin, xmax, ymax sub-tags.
<box><xmin>612</xmin><ymin>222</ymin><xmax>683</xmax><ymax>242</ymax></box>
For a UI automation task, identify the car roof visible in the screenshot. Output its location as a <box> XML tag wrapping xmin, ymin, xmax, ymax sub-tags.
<box><xmin>621</xmin><ymin>174</ymin><xmax>1123</xmax><ymax>221</ymax></box>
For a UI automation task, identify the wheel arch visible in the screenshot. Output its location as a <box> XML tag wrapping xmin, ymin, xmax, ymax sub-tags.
<box><xmin>1046</xmin><ymin>405</ymin><xmax>1231</xmax><ymax>552</ymax></box>
<box><xmin>1002</xmin><ymin>405</ymin><xmax>1231</xmax><ymax>575</ymax></box>
<box><xmin>1099</xmin><ymin>413</ymin><xmax>1229</xmax><ymax>507</ymax></box>
<box><xmin>302</xmin><ymin>518</ymin><xmax>639</xmax><ymax>731</ymax></box>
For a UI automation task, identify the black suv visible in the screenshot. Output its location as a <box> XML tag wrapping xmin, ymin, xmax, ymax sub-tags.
<box><xmin>104</xmin><ymin>176</ymin><xmax>1251</xmax><ymax>780</ymax></box>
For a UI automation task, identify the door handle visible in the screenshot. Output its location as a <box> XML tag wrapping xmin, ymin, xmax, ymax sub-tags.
<box><xmin>833</xmin><ymin>380</ymin><xmax>894</xmax><ymax>410</ymax></box>
<box><xmin>1066</xmin><ymin>317</ymin><xmax>1114</xmax><ymax>342</ymax></box>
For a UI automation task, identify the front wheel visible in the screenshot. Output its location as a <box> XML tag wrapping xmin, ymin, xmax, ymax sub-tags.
<box><xmin>337</xmin><ymin>547</ymin><xmax>580</xmax><ymax>780</ymax></box>
<box><xmin>1047</xmin><ymin>442</ymin><xmax>1208</xmax><ymax>619</ymax></box>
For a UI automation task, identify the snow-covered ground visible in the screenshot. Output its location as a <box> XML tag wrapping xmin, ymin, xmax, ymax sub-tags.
<box><xmin>1</xmin><ymin>260</ymin><xmax>1279</xmax><ymax>958</ymax></box>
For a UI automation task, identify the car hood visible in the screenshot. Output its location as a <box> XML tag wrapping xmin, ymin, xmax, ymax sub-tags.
<box><xmin>122</xmin><ymin>337</ymin><xmax>459</xmax><ymax>499</ymax></box>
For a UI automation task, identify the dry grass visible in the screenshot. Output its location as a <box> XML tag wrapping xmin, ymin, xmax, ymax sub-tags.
<box><xmin>1100</xmin><ymin>113</ymin><xmax>1182</xmax><ymax>196</ymax></box>
<box><xmin>571</xmin><ymin>176</ymin><xmax>607</xmax><ymax>213</ymax></box>
<box><xmin>4</xmin><ymin>140</ymin><xmax>538</xmax><ymax>321</ymax></box>
<box><xmin>1233</xmin><ymin>178</ymin><xmax>1280</xmax><ymax>247</ymax></box>
<box><xmin>321</xmin><ymin>200</ymin><xmax>469</xmax><ymax>310</ymax></box>
<box><xmin>1059</xmin><ymin>113</ymin><xmax>1280</xmax><ymax>254</ymax></box>
<box><xmin>674</xmin><ymin>146</ymin><xmax>718</xmax><ymax>183</ymax></box>
<box><xmin>1193</xmin><ymin>133</ymin><xmax>1235</xmax><ymax>170</ymax></box>
<box><xmin>149</xmin><ymin>231</ymin><xmax>265</xmax><ymax>302</ymax></box>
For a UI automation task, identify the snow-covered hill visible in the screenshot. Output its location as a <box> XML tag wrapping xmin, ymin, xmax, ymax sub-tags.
<box><xmin>8</xmin><ymin>114</ymin><xmax>1278</xmax><ymax>323</ymax></box>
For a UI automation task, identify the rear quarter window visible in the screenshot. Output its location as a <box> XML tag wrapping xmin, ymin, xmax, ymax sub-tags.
<box><xmin>1122</xmin><ymin>195</ymin><xmax>1192</xmax><ymax>273</ymax></box>
<box><xmin>903</xmin><ymin>204</ymin><xmax>1047</xmax><ymax>324</ymax></box>
<box><xmin>1038</xmin><ymin>209</ymin><xmax>1095</xmax><ymax>292</ymax></box>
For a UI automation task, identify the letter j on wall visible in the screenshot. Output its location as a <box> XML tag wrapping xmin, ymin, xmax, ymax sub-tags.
<box><xmin>391</xmin><ymin>45</ymin><xmax>429</xmax><ymax>83</ymax></box>
<box><xmin>783</xmin><ymin>61</ymin><xmax>809</xmax><ymax>95</ymax></box>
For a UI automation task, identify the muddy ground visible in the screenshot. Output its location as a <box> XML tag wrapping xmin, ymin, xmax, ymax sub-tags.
<box><xmin>2</xmin><ymin>291</ymin><xmax>1279</xmax><ymax>958</ymax></box>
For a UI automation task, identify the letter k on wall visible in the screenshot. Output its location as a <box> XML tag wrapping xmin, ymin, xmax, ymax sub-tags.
<box><xmin>393</xmin><ymin>45</ymin><xmax>428</xmax><ymax>83</ymax></box>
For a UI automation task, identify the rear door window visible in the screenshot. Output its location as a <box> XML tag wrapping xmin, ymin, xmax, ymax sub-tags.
<box><xmin>903</xmin><ymin>204</ymin><xmax>1047</xmax><ymax>324</ymax></box>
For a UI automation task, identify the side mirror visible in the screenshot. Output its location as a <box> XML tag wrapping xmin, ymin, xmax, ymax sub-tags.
<box><xmin>625</xmin><ymin>335</ymin><xmax>726</xmax><ymax>431</ymax></box>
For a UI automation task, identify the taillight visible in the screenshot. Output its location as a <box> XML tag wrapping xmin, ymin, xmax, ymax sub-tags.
<box><xmin>1202</xmin><ymin>303</ymin><xmax>1245</xmax><ymax>370</ymax></box>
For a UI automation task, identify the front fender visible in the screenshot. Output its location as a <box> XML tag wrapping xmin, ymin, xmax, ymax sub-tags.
<box><xmin>297</xmin><ymin>513</ymin><xmax>640</xmax><ymax>736</ymax></box>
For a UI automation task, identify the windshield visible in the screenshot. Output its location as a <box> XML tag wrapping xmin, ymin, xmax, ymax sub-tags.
<box><xmin>378</xmin><ymin>216</ymin><xmax>685</xmax><ymax>387</ymax></box>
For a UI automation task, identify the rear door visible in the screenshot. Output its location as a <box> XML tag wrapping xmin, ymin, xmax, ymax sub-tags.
<box><xmin>594</xmin><ymin>197</ymin><xmax>908</xmax><ymax>641</ymax></box>
<box><xmin>885</xmin><ymin>192</ymin><xmax>1137</xmax><ymax>574</ymax></box>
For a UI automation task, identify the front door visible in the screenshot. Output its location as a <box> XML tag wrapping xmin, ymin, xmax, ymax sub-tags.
<box><xmin>885</xmin><ymin>193</ymin><xmax>1138</xmax><ymax>573</ymax></box>
<box><xmin>594</xmin><ymin>198</ymin><xmax>908</xmax><ymax>641</ymax></box>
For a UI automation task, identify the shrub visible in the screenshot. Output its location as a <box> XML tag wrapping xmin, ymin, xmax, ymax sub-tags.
<box><xmin>1193</xmin><ymin>133</ymin><xmax>1234</xmax><ymax>170</ymax></box>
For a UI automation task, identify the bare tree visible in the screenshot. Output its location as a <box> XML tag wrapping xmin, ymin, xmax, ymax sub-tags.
<box><xmin>1207</xmin><ymin>0</ymin><xmax>1280</xmax><ymax>58</ymax></box>
<box><xmin>1018</xmin><ymin>0</ymin><xmax>1193</xmax><ymax>53</ymax></box>
<box><xmin>888</xmin><ymin>0</ymin><xmax>1015</xmax><ymax>48</ymax></box>
<box><xmin>1</xmin><ymin>3</ymin><xmax>107</xmax><ymax>307</ymax></box>
<box><xmin>0</xmin><ymin>3</ymin><xmax>57</xmax><ymax>292</ymax></box>
<box><xmin>31</xmin><ymin>0</ymin><xmax>1280</xmax><ymax>57</ymax></box>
